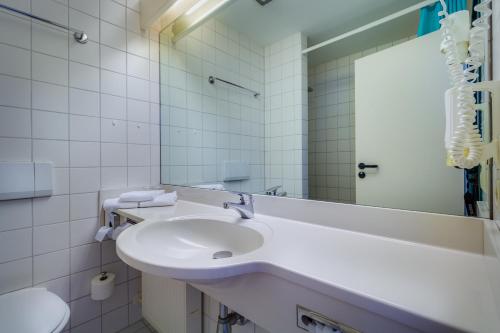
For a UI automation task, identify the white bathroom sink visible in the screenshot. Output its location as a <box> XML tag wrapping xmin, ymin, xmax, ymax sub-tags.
<box><xmin>136</xmin><ymin>218</ymin><xmax>264</xmax><ymax>260</ymax></box>
<box><xmin>116</xmin><ymin>215</ymin><xmax>272</xmax><ymax>280</ymax></box>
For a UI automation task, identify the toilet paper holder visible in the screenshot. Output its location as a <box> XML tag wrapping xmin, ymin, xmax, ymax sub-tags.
<box><xmin>94</xmin><ymin>212</ymin><xmax>117</xmax><ymax>242</ymax></box>
<box><xmin>91</xmin><ymin>271</ymin><xmax>115</xmax><ymax>301</ymax></box>
<box><xmin>95</xmin><ymin>214</ymin><xmax>138</xmax><ymax>242</ymax></box>
<box><xmin>296</xmin><ymin>305</ymin><xmax>361</xmax><ymax>333</ymax></box>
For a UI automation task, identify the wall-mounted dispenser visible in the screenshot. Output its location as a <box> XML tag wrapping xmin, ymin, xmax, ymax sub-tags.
<box><xmin>0</xmin><ymin>162</ymin><xmax>53</xmax><ymax>200</ymax></box>
<box><xmin>223</xmin><ymin>160</ymin><xmax>250</xmax><ymax>181</ymax></box>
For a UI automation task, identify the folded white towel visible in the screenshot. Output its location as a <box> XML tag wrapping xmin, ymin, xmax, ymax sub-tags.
<box><xmin>119</xmin><ymin>190</ymin><xmax>164</xmax><ymax>202</ymax></box>
<box><xmin>103</xmin><ymin>198</ymin><xmax>138</xmax><ymax>212</ymax></box>
<box><xmin>139</xmin><ymin>191</ymin><xmax>177</xmax><ymax>208</ymax></box>
<box><xmin>193</xmin><ymin>184</ymin><xmax>225</xmax><ymax>190</ymax></box>
<box><xmin>102</xmin><ymin>198</ymin><xmax>137</xmax><ymax>228</ymax></box>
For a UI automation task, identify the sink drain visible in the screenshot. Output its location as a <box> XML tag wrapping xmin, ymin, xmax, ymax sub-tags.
<box><xmin>213</xmin><ymin>251</ymin><xmax>233</xmax><ymax>259</ymax></box>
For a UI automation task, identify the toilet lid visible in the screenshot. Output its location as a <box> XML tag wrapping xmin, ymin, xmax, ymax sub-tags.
<box><xmin>0</xmin><ymin>288</ymin><xmax>70</xmax><ymax>333</ymax></box>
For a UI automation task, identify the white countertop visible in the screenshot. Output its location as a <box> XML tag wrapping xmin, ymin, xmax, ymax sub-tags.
<box><xmin>117</xmin><ymin>200</ymin><xmax>500</xmax><ymax>333</ymax></box>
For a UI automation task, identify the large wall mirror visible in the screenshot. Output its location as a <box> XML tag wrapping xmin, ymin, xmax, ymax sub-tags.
<box><xmin>159</xmin><ymin>0</ymin><xmax>492</xmax><ymax>217</ymax></box>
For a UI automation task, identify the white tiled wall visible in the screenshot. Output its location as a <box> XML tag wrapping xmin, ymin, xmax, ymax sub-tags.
<box><xmin>264</xmin><ymin>33</ymin><xmax>308</xmax><ymax>199</ymax></box>
<box><xmin>0</xmin><ymin>0</ymin><xmax>160</xmax><ymax>331</ymax></box>
<box><xmin>308</xmin><ymin>37</ymin><xmax>414</xmax><ymax>203</ymax></box>
<box><xmin>159</xmin><ymin>19</ymin><xmax>266</xmax><ymax>194</ymax></box>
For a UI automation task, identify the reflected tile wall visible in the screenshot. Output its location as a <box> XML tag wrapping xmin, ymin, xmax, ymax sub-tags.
<box><xmin>159</xmin><ymin>19</ymin><xmax>266</xmax><ymax>194</ymax></box>
<box><xmin>264</xmin><ymin>33</ymin><xmax>308</xmax><ymax>199</ymax></box>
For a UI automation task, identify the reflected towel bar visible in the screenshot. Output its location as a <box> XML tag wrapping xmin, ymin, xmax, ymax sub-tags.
<box><xmin>208</xmin><ymin>76</ymin><xmax>260</xmax><ymax>98</ymax></box>
<box><xmin>0</xmin><ymin>3</ymin><xmax>88</xmax><ymax>44</ymax></box>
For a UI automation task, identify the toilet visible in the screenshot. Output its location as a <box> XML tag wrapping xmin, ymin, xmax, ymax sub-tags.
<box><xmin>0</xmin><ymin>288</ymin><xmax>70</xmax><ymax>333</ymax></box>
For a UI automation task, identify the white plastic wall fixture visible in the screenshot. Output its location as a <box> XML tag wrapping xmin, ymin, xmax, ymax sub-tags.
<box><xmin>223</xmin><ymin>160</ymin><xmax>250</xmax><ymax>181</ymax></box>
<box><xmin>0</xmin><ymin>162</ymin><xmax>34</xmax><ymax>200</ymax></box>
<box><xmin>34</xmin><ymin>163</ymin><xmax>53</xmax><ymax>197</ymax></box>
<box><xmin>474</xmin><ymin>80</ymin><xmax>500</xmax><ymax>164</ymax></box>
<box><xmin>0</xmin><ymin>162</ymin><xmax>53</xmax><ymax>200</ymax></box>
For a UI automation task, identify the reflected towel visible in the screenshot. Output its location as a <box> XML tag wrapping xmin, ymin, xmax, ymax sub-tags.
<box><xmin>119</xmin><ymin>190</ymin><xmax>164</xmax><ymax>202</ymax></box>
<box><xmin>193</xmin><ymin>184</ymin><xmax>225</xmax><ymax>190</ymax></box>
<box><xmin>139</xmin><ymin>191</ymin><xmax>178</xmax><ymax>208</ymax></box>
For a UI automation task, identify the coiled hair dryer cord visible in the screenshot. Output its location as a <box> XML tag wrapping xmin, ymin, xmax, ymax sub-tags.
<box><xmin>439</xmin><ymin>0</ymin><xmax>491</xmax><ymax>169</ymax></box>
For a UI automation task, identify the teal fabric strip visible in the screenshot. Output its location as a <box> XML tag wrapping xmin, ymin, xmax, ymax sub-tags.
<box><xmin>417</xmin><ymin>0</ymin><xmax>467</xmax><ymax>36</ymax></box>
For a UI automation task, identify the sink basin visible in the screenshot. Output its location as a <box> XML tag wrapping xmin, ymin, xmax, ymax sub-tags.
<box><xmin>136</xmin><ymin>218</ymin><xmax>264</xmax><ymax>260</ymax></box>
<box><xmin>116</xmin><ymin>215</ymin><xmax>272</xmax><ymax>280</ymax></box>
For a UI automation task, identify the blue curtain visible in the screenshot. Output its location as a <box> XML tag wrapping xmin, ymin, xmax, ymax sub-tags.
<box><xmin>417</xmin><ymin>0</ymin><xmax>467</xmax><ymax>36</ymax></box>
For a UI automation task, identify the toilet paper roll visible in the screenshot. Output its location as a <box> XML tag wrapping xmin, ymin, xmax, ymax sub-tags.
<box><xmin>91</xmin><ymin>272</ymin><xmax>115</xmax><ymax>301</ymax></box>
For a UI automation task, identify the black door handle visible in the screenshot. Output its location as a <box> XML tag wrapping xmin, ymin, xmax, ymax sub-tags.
<box><xmin>358</xmin><ymin>163</ymin><xmax>378</xmax><ymax>170</ymax></box>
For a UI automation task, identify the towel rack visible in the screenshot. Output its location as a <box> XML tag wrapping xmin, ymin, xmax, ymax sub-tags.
<box><xmin>0</xmin><ymin>3</ymin><xmax>88</xmax><ymax>44</ymax></box>
<box><xmin>208</xmin><ymin>76</ymin><xmax>260</xmax><ymax>98</ymax></box>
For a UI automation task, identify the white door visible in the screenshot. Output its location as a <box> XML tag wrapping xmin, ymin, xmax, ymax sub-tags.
<box><xmin>355</xmin><ymin>31</ymin><xmax>464</xmax><ymax>215</ymax></box>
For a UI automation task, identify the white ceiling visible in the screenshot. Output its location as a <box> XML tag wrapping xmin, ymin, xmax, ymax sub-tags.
<box><xmin>216</xmin><ymin>0</ymin><xmax>424</xmax><ymax>64</ymax></box>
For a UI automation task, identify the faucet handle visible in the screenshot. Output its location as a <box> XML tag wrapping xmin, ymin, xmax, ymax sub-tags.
<box><xmin>223</xmin><ymin>191</ymin><xmax>255</xmax><ymax>219</ymax></box>
<box><xmin>227</xmin><ymin>191</ymin><xmax>253</xmax><ymax>204</ymax></box>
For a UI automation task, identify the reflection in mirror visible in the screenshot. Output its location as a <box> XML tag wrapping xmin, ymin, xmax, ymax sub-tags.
<box><xmin>160</xmin><ymin>0</ymin><xmax>491</xmax><ymax>217</ymax></box>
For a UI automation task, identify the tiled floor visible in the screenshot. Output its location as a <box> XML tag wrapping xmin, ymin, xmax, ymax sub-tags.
<box><xmin>119</xmin><ymin>320</ymin><xmax>157</xmax><ymax>333</ymax></box>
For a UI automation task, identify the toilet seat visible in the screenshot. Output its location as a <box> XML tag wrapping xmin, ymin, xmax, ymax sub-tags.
<box><xmin>0</xmin><ymin>287</ymin><xmax>70</xmax><ymax>333</ymax></box>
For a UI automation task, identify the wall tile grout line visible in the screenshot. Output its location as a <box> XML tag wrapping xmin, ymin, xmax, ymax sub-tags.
<box><xmin>125</xmin><ymin>0</ymin><xmax>129</xmax><ymax>200</ymax></box>
<box><xmin>98</xmin><ymin>1</ymin><xmax>105</xmax><ymax>324</ymax></box>
<box><xmin>29</xmin><ymin>0</ymin><xmax>34</xmax><ymax>292</ymax></box>
<box><xmin>66</xmin><ymin>2</ymin><xmax>73</xmax><ymax>329</ymax></box>
<box><xmin>99</xmin><ymin>1</ymin><xmax>106</xmax><ymax>330</ymax></box>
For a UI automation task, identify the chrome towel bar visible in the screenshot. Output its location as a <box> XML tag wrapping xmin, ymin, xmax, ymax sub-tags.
<box><xmin>208</xmin><ymin>76</ymin><xmax>260</xmax><ymax>98</ymax></box>
<box><xmin>0</xmin><ymin>3</ymin><xmax>88</xmax><ymax>44</ymax></box>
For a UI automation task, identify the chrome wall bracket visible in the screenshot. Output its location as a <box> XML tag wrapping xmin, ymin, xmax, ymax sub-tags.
<box><xmin>297</xmin><ymin>305</ymin><xmax>361</xmax><ymax>333</ymax></box>
<box><xmin>0</xmin><ymin>3</ymin><xmax>88</xmax><ymax>44</ymax></box>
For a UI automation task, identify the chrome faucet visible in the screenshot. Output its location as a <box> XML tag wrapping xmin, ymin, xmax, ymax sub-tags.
<box><xmin>223</xmin><ymin>192</ymin><xmax>254</xmax><ymax>219</ymax></box>
<box><xmin>265</xmin><ymin>185</ymin><xmax>281</xmax><ymax>196</ymax></box>
<box><xmin>264</xmin><ymin>185</ymin><xmax>287</xmax><ymax>197</ymax></box>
